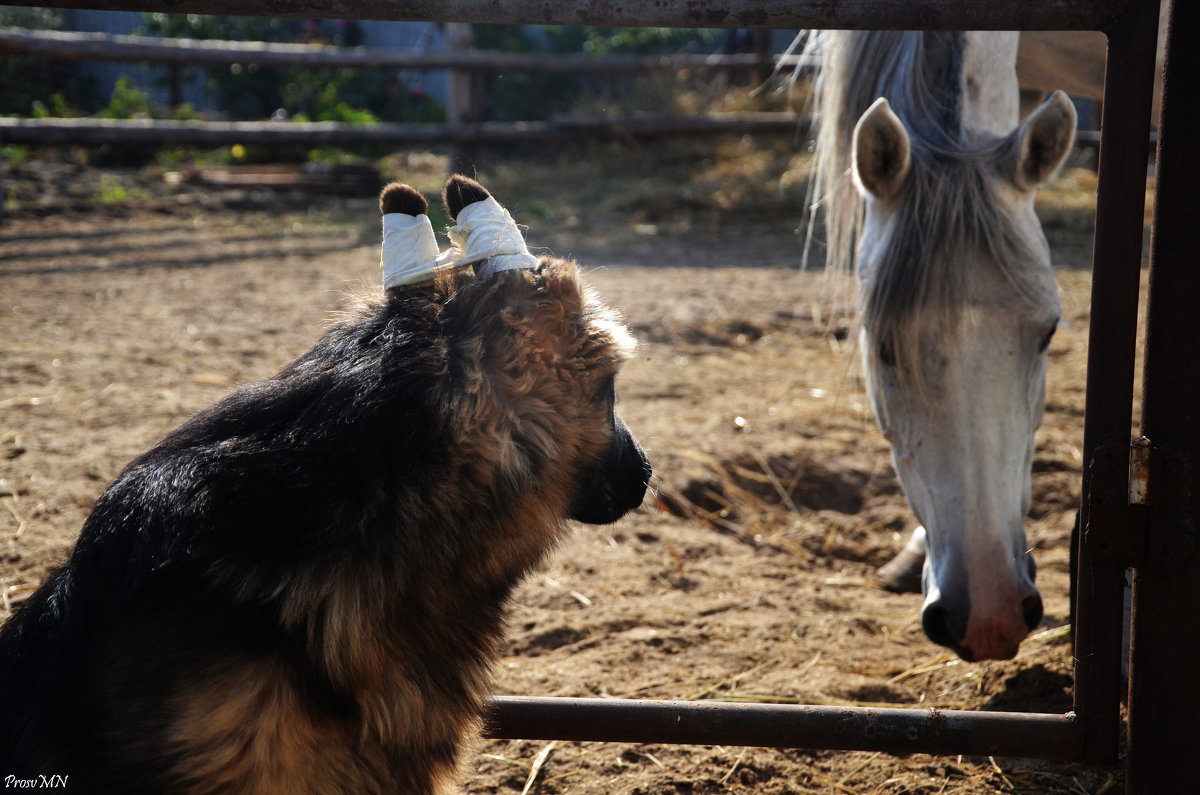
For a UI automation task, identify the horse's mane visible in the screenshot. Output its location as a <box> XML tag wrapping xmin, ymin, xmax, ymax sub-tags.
<box><xmin>804</xmin><ymin>31</ymin><xmax>1055</xmax><ymax>386</ymax></box>
<box><xmin>806</xmin><ymin>31</ymin><xmax>965</xmax><ymax>278</ymax></box>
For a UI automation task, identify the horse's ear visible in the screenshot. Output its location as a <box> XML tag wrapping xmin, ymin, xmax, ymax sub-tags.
<box><xmin>1008</xmin><ymin>90</ymin><xmax>1077</xmax><ymax>191</ymax></box>
<box><xmin>852</xmin><ymin>98</ymin><xmax>911</xmax><ymax>203</ymax></box>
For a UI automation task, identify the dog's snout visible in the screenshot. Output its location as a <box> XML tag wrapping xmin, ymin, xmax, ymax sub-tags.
<box><xmin>569</xmin><ymin>417</ymin><xmax>650</xmax><ymax>525</ymax></box>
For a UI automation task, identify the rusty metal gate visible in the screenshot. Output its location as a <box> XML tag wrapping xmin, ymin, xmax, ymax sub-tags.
<box><xmin>9</xmin><ymin>0</ymin><xmax>1194</xmax><ymax>790</ymax></box>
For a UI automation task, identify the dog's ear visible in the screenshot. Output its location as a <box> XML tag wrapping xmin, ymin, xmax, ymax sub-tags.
<box><xmin>380</xmin><ymin>182</ymin><xmax>428</xmax><ymax>216</ymax></box>
<box><xmin>442</xmin><ymin>175</ymin><xmax>491</xmax><ymax>220</ymax></box>
<box><xmin>443</xmin><ymin>174</ymin><xmax>539</xmax><ymax>280</ymax></box>
<box><xmin>379</xmin><ymin>183</ymin><xmax>441</xmax><ymax>292</ymax></box>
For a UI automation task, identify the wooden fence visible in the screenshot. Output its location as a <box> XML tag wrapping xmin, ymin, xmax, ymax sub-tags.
<box><xmin>0</xmin><ymin>26</ymin><xmax>809</xmax><ymax>152</ymax></box>
<box><xmin>0</xmin><ymin>26</ymin><xmax>1125</xmax><ymax>157</ymax></box>
<box><xmin>0</xmin><ymin>113</ymin><xmax>803</xmax><ymax>146</ymax></box>
<box><xmin>0</xmin><ymin>27</ymin><xmax>809</xmax><ymax>73</ymax></box>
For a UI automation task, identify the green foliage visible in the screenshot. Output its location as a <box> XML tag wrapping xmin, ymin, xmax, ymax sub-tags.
<box><xmin>471</xmin><ymin>25</ymin><xmax>716</xmax><ymax>56</ymax></box>
<box><xmin>1</xmin><ymin>145</ymin><xmax>30</xmax><ymax>167</ymax></box>
<box><xmin>138</xmin><ymin>15</ymin><xmax>441</xmax><ymax>124</ymax></box>
<box><xmin>30</xmin><ymin>94</ymin><xmax>74</xmax><ymax>120</ymax></box>
<box><xmin>171</xmin><ymin>103</ymin><xmax>199</xmax><ymax>121</ymax></box>
<box><xmin>97</xmin><ymin>77</ymin><xmax>153</xmax><ymax>120</ymax></box>
<box><xmin>94</xmin><ymin>174</ymin><xmax>130</xmax><ymax>205</ymax></box>
<box><xmin>317</xmin><ymin>102</ymin><xmax>379</xmax><ymax>125</ymax></box>
<box><xmin>469</xmin><ymin>25</ymin><xmax>718</xmax><ymax>121</ymax></box>
<box><xmin>564</xmin><ymin>26</ymin><xmax>717</xmax><ymax>56</ymax></box>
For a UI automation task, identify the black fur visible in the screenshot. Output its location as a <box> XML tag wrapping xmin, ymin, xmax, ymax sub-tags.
<box><xmin>0</xmin><ymin>225</ymin><xmax>649</xmax><ymax>791</ymax></box>
<box><xmin>2</xmin><ymin>292</ymin><xmax>445</xmax><ymax>775</ymax></box>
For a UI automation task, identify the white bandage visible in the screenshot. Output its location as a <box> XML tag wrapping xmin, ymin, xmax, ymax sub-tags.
<box><xmin>381</xmin><ymin>212</ymin><xmax>448</xmax><ymax>290</ymax></box>
<box><xmin>380</xmin><ymin>195</ymin><xmax>538</xmax><ymax>289</ymax></box>
<box><xmin>447</xmin><ymin>196</ymin><xmax>539</xmax><ymax>278</ymax></box>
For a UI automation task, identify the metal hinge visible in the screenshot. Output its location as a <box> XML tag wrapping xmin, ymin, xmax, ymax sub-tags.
<box><xmin>1133</xmin><ymin>438</ymin><xmax>1196</xmax><ymax>577</ymax></box>
<box><xmin>1094</xmin><ymin>435</ymin><xmax>1195</xmax><ymax>574</ymax></box>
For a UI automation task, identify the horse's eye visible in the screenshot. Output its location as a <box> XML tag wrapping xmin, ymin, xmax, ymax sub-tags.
<box><xmin>1037</xmin><ymin>323</ymin><xmax>1058</xmax><ymax>353</ymax></box>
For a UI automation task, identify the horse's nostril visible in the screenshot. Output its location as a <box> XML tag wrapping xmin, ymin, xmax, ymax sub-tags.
<box><xmin>922</xmin><ymin>605</ymin><xmax>961</xmax><ymax>653</ymax></box>
<box><xmin>1022</xmin><ymin>593</ymin><xmax>1044</xmax><ymax>631</ymax></box>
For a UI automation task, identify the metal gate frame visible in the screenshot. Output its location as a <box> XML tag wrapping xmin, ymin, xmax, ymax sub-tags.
<box><xmin>8</xmin><ymin>0</ymin><xmax>1192</xmax><ymax>789</ymax></box>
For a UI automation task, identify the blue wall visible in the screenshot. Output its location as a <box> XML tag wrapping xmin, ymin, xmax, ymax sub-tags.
<box><xmin>62</xmin><ymin>11</ymin><xmax>449</xmax><ymax>114</ymax></box>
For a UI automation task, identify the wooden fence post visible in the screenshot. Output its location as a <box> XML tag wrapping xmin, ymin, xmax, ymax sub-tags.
<box><xmin>445</xmin><ymin>23</ymin><xmax>483</xmax><ymax>174</ymax></box>
<box><xmin>752</xmin><ymin>30</ymin><xmax>774</xmax><ymax>85</ymax></box>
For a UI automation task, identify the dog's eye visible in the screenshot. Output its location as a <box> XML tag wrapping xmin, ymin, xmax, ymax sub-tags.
<box><xmin>1037</xmin><ymin>323</ymin><xmax>1058</xmax><ymax>353</ymax></box>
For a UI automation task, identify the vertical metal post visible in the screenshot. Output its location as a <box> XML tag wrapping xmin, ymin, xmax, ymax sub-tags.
<box><xmin>1127</xmin><ymin>1</ymin><xmax>1200</xmax><ymax>790</ymax></box>
<box><xmin>1073</xmin><ymin>0</ymin><xmax>1161</xmax><ymax>767</ymax></box>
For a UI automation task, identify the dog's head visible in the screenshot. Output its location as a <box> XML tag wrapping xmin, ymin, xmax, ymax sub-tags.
<box><xmin>380</xmin><ymin>176</ymin><xmax>650</xmax><ymax>528</ymax></box>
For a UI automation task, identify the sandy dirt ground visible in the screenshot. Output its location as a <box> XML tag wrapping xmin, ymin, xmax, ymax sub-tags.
<box><xmin>0</xmin><ymin>147</ymin><xmax>1131</xmax><ymax>793</ymax></box>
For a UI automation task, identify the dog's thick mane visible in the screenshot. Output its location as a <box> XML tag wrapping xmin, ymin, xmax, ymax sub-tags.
<box><xmin>0</xmin><ymin>254</ymin><xmax>636</xmax><ymax>790</ymax></box>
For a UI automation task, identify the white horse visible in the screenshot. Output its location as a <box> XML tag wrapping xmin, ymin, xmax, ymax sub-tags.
<box><xmin>806</xmin><ymin>31</ymin><xmax>1077</xmax><ymax>661</ymax></box>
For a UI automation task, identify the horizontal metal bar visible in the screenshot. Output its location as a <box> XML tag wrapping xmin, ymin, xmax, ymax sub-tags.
<box><xmin>0</xmin><ymin>0</ymin><xmax>1127</xmax><ymax>31</ymax></box>
<box><xmin>484</xmin><ymin>697</ymin><xmax>1084</xmax><ymax>761</ymax></box>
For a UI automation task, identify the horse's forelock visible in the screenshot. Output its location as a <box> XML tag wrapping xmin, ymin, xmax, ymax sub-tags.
<box><xmin>806</xmin><ymin>31</ymin><xmax>967</xmax><ymax>280</ymax></box>
<box><xmin>807</xmin><ymin>31</ymin><xmax>1054</xmax><ymax>394</ymax></box>
<box><xmin>862</xmin><ymin>147</ymin><xmax>1051</xmax><ymax>393</ymax></box>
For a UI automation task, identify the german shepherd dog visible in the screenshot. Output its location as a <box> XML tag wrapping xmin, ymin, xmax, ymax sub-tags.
<box><xmin>0</xmin><ymin>175</ymin><xmax>650</xmax><ymax>793</ymax></box>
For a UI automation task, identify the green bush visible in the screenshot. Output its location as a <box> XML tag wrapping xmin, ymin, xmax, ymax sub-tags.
<box><xmin>30</xmin><ymin>94</ymin><xmax>74</xmax><ymax>119</ymax></box>
<box><xmin>138</xmin><ymin>14</ymin><xmax>442</xmax><ymax>124</ymax></box>
<box><xmin>96</xmin><ymin>77</ymin><xmax>153</xmax><ymax>119</ymax></box>
<box><xmin>470</xmin><ymin>25</ymin><xmax>718</xmax><ymax>121</ymax></box>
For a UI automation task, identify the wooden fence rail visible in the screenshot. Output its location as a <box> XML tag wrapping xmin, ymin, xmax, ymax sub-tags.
<box><xmin>0</xmin><ymin>116</ymin><xmax>1114</xmax><ymax>152</ymax></box>
<box><xmin>0</xmin><ymin>0</ymin><xmax>1121</xmax><ymax>29</ymax></box>
<box><xmin>0</xmin><ymin>113</ymin><xmax>804</xmax><ymax>146</ymax></box>
<box><xmin>0</xmin><ymin>27</ymin><xmax>811</xmax><ymax>74</ymax></box>
<box><xmin>0</xmin><ymin>24</ymin><xmax>808</xmax><ymax>166</ymax></box>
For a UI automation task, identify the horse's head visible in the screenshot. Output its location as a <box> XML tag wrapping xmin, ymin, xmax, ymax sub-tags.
<box><xmin>850</xmin><ymin>92</ymin><xmax>1076</xmax><ymax>661</ymax></box>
